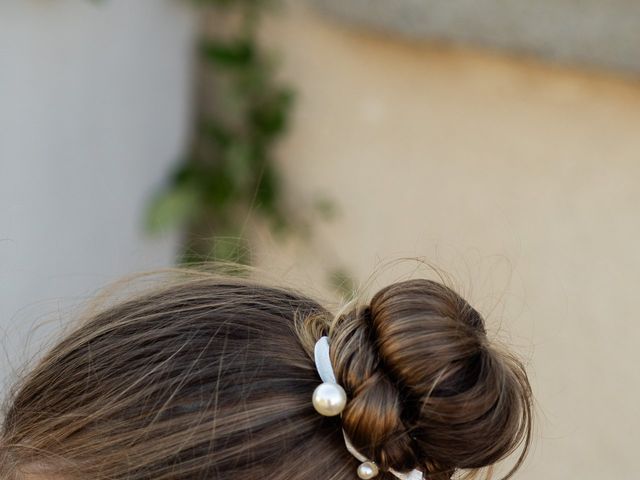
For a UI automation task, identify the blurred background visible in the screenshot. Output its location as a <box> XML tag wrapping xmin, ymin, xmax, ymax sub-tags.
<box><xmin>2</xmin><ymin>1</ymin><xmax>640</xmax><ymax>478</ymax></box>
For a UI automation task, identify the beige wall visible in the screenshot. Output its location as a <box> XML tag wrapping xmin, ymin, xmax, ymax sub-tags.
<box><xmin>254</xmin><ymin>4</ymin><xmax>640</xmax><ymax>479</ymax></box>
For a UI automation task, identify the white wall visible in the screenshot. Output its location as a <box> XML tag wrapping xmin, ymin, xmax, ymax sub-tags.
<box><xmin>0</xmin><ymin>0</ymin><xmax>197</xmax><ymax>387</ymax></box>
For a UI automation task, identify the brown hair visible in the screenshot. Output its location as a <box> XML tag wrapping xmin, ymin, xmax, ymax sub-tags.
<box><xmin>0</xmin><ymin>271</ymin><xmax>532</xmax><ymax>480</ymax></box>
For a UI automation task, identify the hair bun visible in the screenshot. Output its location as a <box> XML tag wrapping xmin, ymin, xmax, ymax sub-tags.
<box><xmin>331</xmin><ymin>279</ymin><xmax>532</xmax><ymax>479</ymax></box>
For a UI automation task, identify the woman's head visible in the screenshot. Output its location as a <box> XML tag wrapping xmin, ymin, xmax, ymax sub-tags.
<box><xmin>0</xmin><ymin>273</ymin><xmax>532</xmax><ymax>480</ymax></box>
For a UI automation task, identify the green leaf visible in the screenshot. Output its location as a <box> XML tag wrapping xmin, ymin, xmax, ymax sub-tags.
<box><xmin>201</xmin><ymin>164</ymin><xmax>236</xmax><ymax>208</ymax></box>
<box><xmin>200</xmin><ymin>39</ymin><xmax>254</xmax><ymax>67</ymax></box>
<box><xmin>225</xmin><ymin>140</ymin><xmax>253</xmax><ymax>191</ymax></box>
<box><xmin>145</xmin><ymin>187</ymin><xmax>201</xmax><ymax>234</ymax></box>
<box><xmin>201</xmin><ymin>121</ymin><xmax>232</xmax><ymax>148</ymax></box>
<box><xmin>210</xmin><ymin>235</ymin><xmax>251</xmax><ymax>264</ymax></box>
<box><xmin>250</xmin><ymin>88</ymin><xmax>294</xmax><ymax>137</ymax></box>
<box><xmin>255</xmin><ymin>163</ymin><xmax>278</xmax><ymax>210</ymax></box>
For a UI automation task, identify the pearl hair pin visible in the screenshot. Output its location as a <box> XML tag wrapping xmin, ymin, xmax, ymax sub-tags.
<box><xmin>312</xmin><ymin>381</ymin><xmax>347</xmax><ymax>416</ymax></box>
<box><xmin>313</xmin><ymin>336</ymin><xmax>424</xmax><ymax>480</ymax></box>
<box><xmin>312</xmin><ymin>336</ymin><xmax>347</xmax><ymax>416</ymax></box>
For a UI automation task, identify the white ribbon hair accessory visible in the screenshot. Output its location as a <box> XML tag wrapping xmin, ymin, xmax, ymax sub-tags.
<box><xmin>313</xmin><ymin>336</ymin><xmax>424</xmax><ymax>480</ymax></box>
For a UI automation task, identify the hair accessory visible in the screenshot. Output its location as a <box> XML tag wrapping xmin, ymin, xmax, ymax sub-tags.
<box><xmin>313</xmin><ymin>336</ymin><xmax>424</xmax><ymax>480</ymax></box>
<box><xmin>312</xmin><ymin>336</ymin><xmax>347</xmax><ymax>416</ymax></box>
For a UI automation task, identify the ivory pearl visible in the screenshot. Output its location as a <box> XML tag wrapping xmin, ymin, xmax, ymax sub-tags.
<box><xmin>312</xmin><ymin>382</ymin><xmax>347</xmax><ymax>416</ymax></box>
<box><xmin>357</xmin><ymin>461</ymin><xmax>379</xmax><ymax>479</ymax></box>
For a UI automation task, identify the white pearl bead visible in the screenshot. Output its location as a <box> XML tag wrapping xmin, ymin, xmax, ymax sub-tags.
<box><xmin>357</xmin><ymin>461</ymin><xmax>379</xmax><ymax>479</ymax></box>
<box><xmin>312</xmin><ymin>382</ymin><xmax>347</xmax><ymax>416</ymax></box>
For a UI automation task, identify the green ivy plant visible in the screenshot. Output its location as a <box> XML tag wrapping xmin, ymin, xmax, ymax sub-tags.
<box><xmin>147</xmin><ymin>0</ymin><xmax>297</xmax><ymax>265</ymax></box>
<box><xmin>145</xmin><ymin>0</ymin><xmax>355</xmax><ymax>297</ymax></box>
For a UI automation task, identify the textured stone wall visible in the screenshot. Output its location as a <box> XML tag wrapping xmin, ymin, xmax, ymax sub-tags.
<box><xmin>309</xmin><ymin>0</ymin><xmax>640</xmax><ymax>74</ymax></box>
